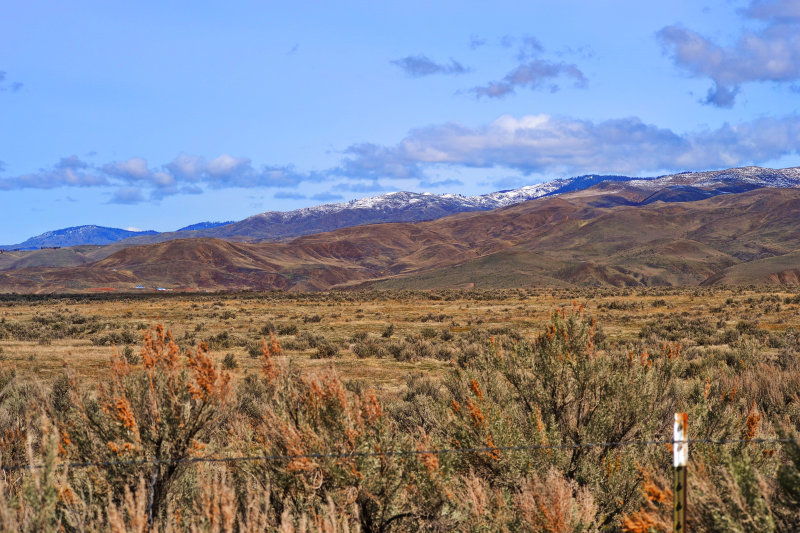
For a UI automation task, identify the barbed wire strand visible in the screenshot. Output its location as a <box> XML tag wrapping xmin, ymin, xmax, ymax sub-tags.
<box><xmin>1</xmin><ymin>437</ymin><xmax>793</xmax><ymax>473</ymax></box>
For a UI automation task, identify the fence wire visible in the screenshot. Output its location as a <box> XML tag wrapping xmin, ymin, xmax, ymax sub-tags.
<box><xmin>2</xmin><ymin>437</ymin><xmax>793</xmax><ymax>473</ymax></box>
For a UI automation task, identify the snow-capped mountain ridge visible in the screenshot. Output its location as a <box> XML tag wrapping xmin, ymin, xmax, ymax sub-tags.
<box><xmin>5</xmin><ymin>165</ymin><xmax>800</xmax><ymax>249</ymax></box>
<box><xmin>634</xmin><ymin>166</ymin><xmax>800</xmax><ymax>189</ymax></box>
<box><xmin>251</xmin><ymin>178</ymin><xmax>579</xmax><ymax>222</ymax></box>
<box><xmin>233</xmin><ymin>165</ymin><xmax>799</xmax><ymax>238</ymax></box>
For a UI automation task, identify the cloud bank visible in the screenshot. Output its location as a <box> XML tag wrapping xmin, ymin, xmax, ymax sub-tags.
<box><xmin>336</xmin><ymin>113</ymin><xmax>800</xmax><ymax>178</ymax></box>
<box><xmin>2</xmin><ymin>113</ymin><xmax>799</xmax><ymax>203</ymax></box>
<box><xmin>0</xmin><ymin>153</ymin><xmax>320</xmax><ymax>204</ymax></box>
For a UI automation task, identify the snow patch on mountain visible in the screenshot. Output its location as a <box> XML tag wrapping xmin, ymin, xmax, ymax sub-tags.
<box><xmin>630</xmin><ymin>166</ymin><xmax>800</xmax><ymax>190</ymax></box>
<box><xmin>251</xmin><ymin>180</ymin><xmax>579</xmax><ymax>223</ymax></box>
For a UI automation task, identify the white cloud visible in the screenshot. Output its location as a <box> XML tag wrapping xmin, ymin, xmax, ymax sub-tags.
<box><xmin>108</xmin><ymin>188</ymin><xmax>145</xmax><ymax>204</ymax></box>
<box><xmin>206</xmin><ymin>154</ymin><xmax>251</xmax><ymax>177</ymax></box>
<box><xmin>166</xmin><ymin>153</ymin><xmax>204</xmax><ymax>180</ymax></box>
<box><xmin>103</xmin><ymin>157</ymin><xmax>151</xmax><ymax>181</ymax></box>
<box><xmin>658</xmin><ymin>0</ymin><xmax>800</xmax><ymax>107</ymax></box>
<box><xmin>0</xmin><ymin>156</ymin><xmax>107</xmax><ymax>190</ymax></box>
<box><xmin>337</xmin><ymin>113</ymin><xmax>800</xmax><ymax>178</ymax></box>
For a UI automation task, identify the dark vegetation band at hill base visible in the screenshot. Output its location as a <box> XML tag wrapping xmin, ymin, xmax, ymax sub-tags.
<box><xmin>2</xmin><ymin>288</ymin><xmax>800</xmax><ymax>531</ymax></box>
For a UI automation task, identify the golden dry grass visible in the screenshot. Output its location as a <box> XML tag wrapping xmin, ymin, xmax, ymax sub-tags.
<box><xmin>2</xmin><ymin>286</ymin><xmax>799</xmax><ymax>394</ymax></box>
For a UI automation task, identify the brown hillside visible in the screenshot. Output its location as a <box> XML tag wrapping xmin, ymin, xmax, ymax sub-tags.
<box><xmin>2</xmin><ymin>187</ymin><xmax>800</xmax><ymax>292</ymax></box>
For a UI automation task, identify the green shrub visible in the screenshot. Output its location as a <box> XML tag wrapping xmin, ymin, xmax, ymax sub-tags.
<box><xmin>352</xmin><ymin>337</ymin><xmax>387</xmax><ymax>359</ymax></box>
<box><xmin>312</xmin><ymin>342</ymin><xmax>340</xmax><ymax>359</ymax></box>
<box><xmin>122</xmin><ymin>345</ymin><xmax>138</xmax><ymax>365</ymax></box>
<box><xmin>277</xmin><ymin>323</ymin><xmax>298</xmax><ymax>335</ymax></box>
<box><xmin>420</xmin><ymin>327</ymin><xmax>438</xmax><ymax>339</ymax></box>
<box><xmin>222</xmin><ymin>352</ymin><xmax>238</xmax><ymax>369</ymax></box>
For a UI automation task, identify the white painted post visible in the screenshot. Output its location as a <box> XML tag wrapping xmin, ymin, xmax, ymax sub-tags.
<box><xmin>673</xmin><ymin>412</ymin><xmax>688</xmax><ymax>532</ymax></box>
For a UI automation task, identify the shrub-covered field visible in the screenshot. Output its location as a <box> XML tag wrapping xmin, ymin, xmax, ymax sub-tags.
<box><xmin>2</xmin><ymin>287</ymin><xmax>800</xmax><ymax>531</ymax></box>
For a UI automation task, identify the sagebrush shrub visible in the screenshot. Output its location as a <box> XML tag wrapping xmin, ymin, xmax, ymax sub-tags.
<box><xmin>63</xmin><ymin>325</ymin><xmax>231</xmax><ymax>520</ymax></box>
<box><xmin>406</xmin><ymin>306</ymin><xmax>680</xmax><ymax>527</ymax></box>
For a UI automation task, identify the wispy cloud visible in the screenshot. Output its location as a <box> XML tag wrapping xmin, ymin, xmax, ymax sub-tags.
<box><xmin>512</xmin><ymin>36</ymin><xmax>544</xmax><ymax>60</ymax></box>
<box><xmin>274</xmin><ymin>191</ymin><xmax>306</xmax><ymax>199</ymax></box>
<box><xmin>471</xmin><ymin>60</ymin><xmax>587</xmax><ymax>98</ymax></box>
<box><xmin>419</xmin><ymin>178</ymin><xmax>463</xmax><ymax>189</ymax></box>
<box><xmin>483</xmin><ymin>176</ymin><xmax>531</xmax><ymax>190</ymax></box>
<box><xmin>470</xmin><ymin>36</ymin><xmax>587</xmax><ymax>98</ymax></box>
<box><xmin>658</xmin><ymin>0</ymin><xmax>800</xmax><ymax>107</ymax></box>
<box><xmin>0</xmin><ymin>71</ymin><xmax>23</xmax><ymax>93</ymax></box>
<box><xmin>310</xmin><ymin>192</ymin><xmax>343</xmax><ymax>202</ymax></box>
<box><xmin>390</xmin><ymin>55</ymin><xmax>468</xmax><ymax>77</ymax></box>
<box><xmin>334</xmin><ymin>181</ymin><xmax>388</xmax><ymax>193</ymax></box>
<box><xmin>181</xmin><ymin>185</ymin><xmax>203</xmax><ymax>195</ymax></box>
<box><xmin>468</xmin><ymin>35</ymin><xmax>487</xmax><ymax>50</ymax></box>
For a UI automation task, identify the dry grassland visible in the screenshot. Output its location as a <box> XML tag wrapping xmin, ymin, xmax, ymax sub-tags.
<box><xmin>4</xmin><ymin>286</ymin><xmax>800</xmax><ymax>530</ymax></box>
<box><xmin>2</xmin><ymin>286</ymin><xmax>798</xmax><ymax>395</ymax></box>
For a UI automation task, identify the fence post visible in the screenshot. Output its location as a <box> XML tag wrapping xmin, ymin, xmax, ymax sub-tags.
<box><xmin>673</xmin><ymin>412</ymin><xmax>688</xmax><ymax>532</ymax></box>
<box><xmin>147</xmin><ymin>468</ymin><xmax>157</xmax><ymax>530</ymax></box>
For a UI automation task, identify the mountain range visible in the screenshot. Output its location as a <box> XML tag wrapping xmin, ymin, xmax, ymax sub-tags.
<box><xmin>1</xmin><ymin>165</ymin><xmax>800</xmax><ymax>292</ymax></box>
<box><xmin>10</xmin><ymin>165</ymin><xmax>799</xmax><ymax>250</ymax></box>
<box><xmin>4</xmin><ymin>166</ymin><xmax>800</xmax><ymax>252</ymax></box>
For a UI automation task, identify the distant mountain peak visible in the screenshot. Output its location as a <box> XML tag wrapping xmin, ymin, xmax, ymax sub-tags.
<box><xmin>1</xmin><ymin>225</ymin><xmax>158</xmax><ymax>250</ymax></box>
<box><xmin>177</xmin><ymin>221</ymin><xmax>235</xmax><ymax>232</ymax></box>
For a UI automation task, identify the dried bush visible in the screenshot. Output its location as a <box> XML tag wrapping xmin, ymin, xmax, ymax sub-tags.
<box><xmin>63</xmin><ymin>325</ymin><xmax>232</xmax><ymax>521</ymax></box>
<box><xmin>230</xmin><ymin>336</ymin><xmax>452</xmax><ymax>531</ymax></box>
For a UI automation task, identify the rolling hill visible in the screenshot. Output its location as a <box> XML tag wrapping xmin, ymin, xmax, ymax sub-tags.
<box><xmin>3</xmin><ymin>184</ymin><xmax>800</xmax><ymax>293</ymax></box>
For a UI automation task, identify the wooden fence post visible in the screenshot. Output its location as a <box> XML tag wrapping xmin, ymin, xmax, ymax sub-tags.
<box><xmin>673</xmin><ymin>412</ymin><xmax>688</xmax><ymax>532</ymax></box>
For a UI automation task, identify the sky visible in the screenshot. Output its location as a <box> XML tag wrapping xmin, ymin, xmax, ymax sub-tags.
<box><xmin>2</xmin><ymin>0</ymin><xmax>800</xmax><ymax>244</ymax></box>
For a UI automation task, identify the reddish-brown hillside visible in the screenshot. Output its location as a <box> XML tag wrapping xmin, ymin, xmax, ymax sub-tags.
<box><xmin>2</xmin><ymin>187</ymin><xmax>800</xmax><ymax>293</ymax></box>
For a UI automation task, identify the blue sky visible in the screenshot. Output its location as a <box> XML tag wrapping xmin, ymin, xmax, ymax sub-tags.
<box><xmin>2</xmin><ymin>0</ymin><xmax>800</xmax><ymax>243</ymax></box>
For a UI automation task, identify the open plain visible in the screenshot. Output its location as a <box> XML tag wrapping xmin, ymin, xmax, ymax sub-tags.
<box><xmin>3</xmin><ymin>286</ymin><xmax>798</xmax><ymax>389</ymax></box>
